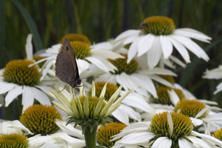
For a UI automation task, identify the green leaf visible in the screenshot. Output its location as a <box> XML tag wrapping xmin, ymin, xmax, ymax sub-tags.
<box><xmin>12</xmin><ymin>0</ymin><xmax>43</xmax><ymax>50</ymax></box>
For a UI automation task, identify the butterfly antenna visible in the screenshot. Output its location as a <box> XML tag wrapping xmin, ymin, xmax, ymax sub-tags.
<box><xmin>57</xmin><ymin>84</ymin><xmax>67</xmax><ymax>93</ymax></box>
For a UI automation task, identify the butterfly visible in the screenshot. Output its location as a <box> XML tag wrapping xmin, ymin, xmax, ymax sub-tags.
<box><xmin>55</xmin><ymin>38</ymin><xmax>81</xmax><ymax>88</ymax></box>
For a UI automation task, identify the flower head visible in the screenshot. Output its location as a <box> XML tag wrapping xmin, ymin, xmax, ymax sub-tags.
<box><xmin>97</xmin><ymin>122</ymin><xmax>126</xmax><ymax>147</ymax></box>
<box><xmin>114</xmin><ymin>16</ymin><xmax>211</xmax><ymax>68</ymax></box>
<box><xmin>174</xmin><ymin>100</ymin><xmax>208</xmax><ymax>118</ymax></box>
<box><xmin>213</xmin><ymin>128</ymin><xmax>222</xmax><ymax>141</ymax></box>
<box><xmin>113</xmin><ymin>112</ymin><xmax>222</xmax><ymax>148</ymax></box>
<box><xmin>60</xmin><ymin>33</ymin><xmax>91</xmax><ymax>44</ymax></box>
<box><xmin>50</xmin><ymin>82</ymin><xmax>132</xmax><ymax>133</ymax></box>
<box><xmin>0</xmin><ymin>35</ymin><xmax>55</xmax><ymax>112</ymax></box>
<box><xmin>3</xmin><ymin>59</ymin><xmax>41</xmax><ymax>86</ymax></box>
<box><xmin>20</xmin><ymin>105</ymin><xmax>62</xmax><ymax>135</ymax></box>
<box><xmin>0</xmin><ymin>133</ymin><xmax>29</xmax><ymax>148</ymax></box>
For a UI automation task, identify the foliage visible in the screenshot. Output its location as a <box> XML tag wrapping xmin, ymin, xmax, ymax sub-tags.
<box><xmin>1</xmin><ymin>0</ymin><xmax>222</xmax><ymax>105</ymax></box>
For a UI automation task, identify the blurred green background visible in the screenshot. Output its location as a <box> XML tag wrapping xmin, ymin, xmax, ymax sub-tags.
<box><xmin>0</xmin><ymin>0</ymin><xmax>222</xmax><ymax>106</ymax></box>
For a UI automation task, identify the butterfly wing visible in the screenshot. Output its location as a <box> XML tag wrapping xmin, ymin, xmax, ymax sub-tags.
<box><xmin>55</xmin><ymin>38</ymin><xmax>80</xmax><ymax>87</ymax></box>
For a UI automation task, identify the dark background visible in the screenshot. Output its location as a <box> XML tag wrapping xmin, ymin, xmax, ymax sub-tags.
<box><xmin>0</xmin><ymin>0</ymin><xmax>222</xmax><ymax>107</ymax></box>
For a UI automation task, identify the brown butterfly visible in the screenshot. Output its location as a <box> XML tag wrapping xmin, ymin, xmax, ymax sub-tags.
<box><xmin>55</xmin><ymin>38</ymin><xmax>81</xmax><ymax>88</ymax></box>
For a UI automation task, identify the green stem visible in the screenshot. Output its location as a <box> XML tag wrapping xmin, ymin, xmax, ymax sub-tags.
<box><xmin>84</xmin><ymin>126</ymin><xmax>97</xmax><ymax>148</ymax></box>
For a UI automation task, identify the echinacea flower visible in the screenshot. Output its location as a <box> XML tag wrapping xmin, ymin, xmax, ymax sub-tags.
<box><xmin>174</xmin><ymin>99</ymin><xmax>222</xmax><ymax>134</ymax></box>
<box><xmin>49</xmin><ymin>81</ymin><xmax>132</xmax><ymax>148</ymax></box>
<box><xmin>97</xmin><ymin>122</ymin><xmax>127</xmax><ymax>147</ymax></box>
<box><xmin>87</xmin><ymin>81</ymin><xmax>154</xmax><ymax>124</ymax></box>
<box><xmin>95</xmin><ymin>53</ymin><xmax>176</xmax><ymax>97</ymax></box>
<box><xmin>113</xmin><ymin>112</ymin><xmax>222</xmax><ymax>148</ymax></box>
<box><xmin>203</xmin><ymin>65</ymin><xmax>222</xmax><ymax>94</ymax></box>
<box><xmin>114</xmin><ymin>16</ymin><xmax>211</xmax><ymax>69</ymax></box>
<box><xmin>35</xmin><ymin>34</ymin><xmax>123</xmax><ymax>80</ymax></box>
<box><xmin>0</xmin><ymin>35</ymin><xmax>55</xmax><ymax>112</ymax></box>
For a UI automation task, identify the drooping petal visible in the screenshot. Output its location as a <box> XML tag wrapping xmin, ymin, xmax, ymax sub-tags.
<box><xmin>139</xmin><ymin>68</ymin><xmax>177</xmax><ymax>76</ymax></box>
<box><xmin>55</xmin><ymin>120</ymin><xmax>84</xmax><ymax>139</ymax></box>
<box><xmin>5</xmin><ymin>86</ymin><xmax>23</xmax><ymax>106</ymax></box>
<box><xmin>31</xmin><ymin>87</ymin><xmax>51</xmax><ymax>105</ymax></box>
<box><xmin>175</xmin><ymin>28</ymin><xmax>211</xmax><ymax>43</ymax></box>
<box><xmin>122</xmin><ymin>92</ymin><xmax>154</xmax><ymax>113</ymax></box>
<box><xmin>172</xmin><ymin>35</ymin><xmax>209</xmax><ymax>61</ymax></box>
<box><xmin>0</xmin><ymin>82</ymin><xmax>15</xmax><ymax>94</ymax></box>
<box><xmin>149</xmin><ymin>75</ymin><xmax>174</xmax><ymax>88</ymax></box>
<box><xmin>169</xmin><ymin>55</ymin><xmax>187</xmax><ymax>68</ymax></box>
<box><xmin>86</xmin><ymin>57</ymin><xmax>110</xmax><ymax>72</ymax></box>
<box><xmin>147</xmin><ymin>37</ymin><xmax>162</xmax><ymax>69</ymax></box>
<box><xmin>22</xmin><ymin>86</ymin><xmax>35</xmax><ymax>112</ymax></box>
<box><xmin>168</xmin><ymin>90</ymin><xmax>180</xmax><ymax>106</ymax></box>
<box><xmin>131</xmin><ymin>74</ymin><xmax>157</xmax><ymax>97</ymax></box>
<box><xmin>178</xmin><ymin>138</ymin><xmax>195</xmax><ymax>148</ymax></box>
<box><xmin>115</xmin><ymin>132</ymin><xmax>154</xmax><ymax>144</ymax></box>
<box><xmin>160</xmin><ymin>36</ymin><xmax>173</xmax><ymax>59</ymax></box>
<box><xmin>112</xmin><ymin>107</ymin><xmax>129</xmax><ymax>125</ymax></box>
<box><xmin>138</xmin><ymin>34</ymin><xmax>154</xmax><ymax>56</ymax></box>
<box><xmin>168</xmin><ymin>36</ymin><xmax>191</xmax><ymax>63</ymax></box>
<box><xmin>151</xmin><ymin>137</ymin><xmax>172</xmax><ymax>148</ymax></box>
<box><xmin>127</xmin><ymin>38</ymin><xmax>140</xmax><ymax>63</ymax></box>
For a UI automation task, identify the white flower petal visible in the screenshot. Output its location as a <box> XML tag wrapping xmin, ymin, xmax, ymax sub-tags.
<box><xmin>167</xmin><ymin>112</ymin><xmax>173</xmax><ymax>137</ymax></box>
<box><xmin>214</xmin><ymin>82</ymin><xmax>222</xmax><ymax>94</ymax></box>
<box><xmin>139</xmin><ymin>68</ymin><xmax>177</xmax><ymax>76</ymax></box>
<box><xmin>160</xmin><ymin>36</ymin><xmax>173</xmax><ymax>59</ymax></box>
<box><xmin>175</xmin><ymin>28</ymin><xmax>211</xmax><ymax>43</ymax></box>
<box><xmin>1</xmin><ymin>120</ymin><xmax>33</xmax><ymax>135</ymax></box>
<box><xmin>0</xmin><ymin>82</ymin><xmax>15</xmax><ymax>94</ymax></box>
<box><xmin>55</xmin><ymin>120</ymin><xmax>84</xmax><ymax>139</ymax></box>
<box><xmin>91</xmin><ymin>49</ymin><xmax>123</xmax><ymax>59</ymax></box>
<box><xmin>138</xmin><ymin>34</ymin><xmax>154</xmax><ymax>56</ymax></box>
<box><xmin>112</xmin><ymin>106</ymin><xmax>129</xmax><ymax>125</ymax></box>
<box><xmin>122</xmin><ymin>92</ymin><xmax>154</xmax><ymax>113</ymax></box>
<box><xmin>32</xmin><ymin>87</ymin><xmax>51</xmax><ymax>105</ymax></box>
<box><xmin>149</xmin><ymin>75</ymin><xmax>174</xmax><ymax>88</ymax></box>
<box><xmin>190</xmin><ymin>117</ymin><xmax>203</xmax><ymax>127</ymax></box>
<box><xmin>40</xmin><ymin>58</ymin><xmax>55</xmax><ymax>81</ymax></box>
<box><xmin>147</xmin><ymin>37</ymin><xmax>162</xmax><ymax>69</ymax></box>
<box><xmin>168</xmin><ymin>36</ymin><xmax>190</xmax><ymax>63</ymax></box>
<box><xmin>151</xmin><ymin>137</ymin><xmax>172</xmax><ymax>148</ymax></box>
<box><xmin>5</xmin><ymin>86</ymin><xmax>23</xmax><ymax>106</ymax></box>
<box><xmin>187</xmin><ymin>135</ymin><xmax>213</xmax><ymax>148</ymax></box>
<box><xmin>178</xmin><ymin>138</ymin><xmax>195</xmax><ymax>148</ymax></box>
<box><xmin>116</xmin><ymin>132</ymin><xmax>154</xmax><ymax>144</ymax></box>
<box><xmin>112</xmin><ymin>122</ymin><xmax>150</xmax><ymax>141</ymax></box>
<box><xmin>132</xmin><ymin>74</ymin><xmax>157</xmax><ymax>97</ymax></box>
<box><xmin>173</xmin><ymin>35</ymin><xmax>209</xmax><ymax>61</ymax></box>
<box><xmin>52</xmin><ymin>132</ymin><xmax>86</xmax><ymax>148</ymax></box>
<box><xmin>25</xmin><ymin>34</ymin><xmax>33</xmax><ymax>61</ymax></box>
<box><xmin>169</xmin><ymin>55</ymin><xmax>187</xmax><ymax>68</ymax></box>
<box><xmin>86</xmin><ymin>57</ymin><xmax>110</xmax><ymax>72</ymax></box>
<box><xmin>22</xmin><ymin>86</ymin><xmax>34</xmax><ymax>111</ymax></box>
<box><xmin>115</xmin><ymin>30</ymin><xmax>140</xmax><ymax>41</ymax></box>
<box><xmin>127</xmin><ymin>38</ymin><xmax>140</xmax><ymax>63</ymax></box>
<box><xmin>203</xmin><ymin>65</ymin><xmax>222</xmax><ymax>79</ymax></box>
<box><xmin>192</xmin><ymin>131</ymin><xmax>222</xmax><ymax>147</ymax></box>
<box><xmin>168</xmin><ymin>90</ymin><xmax>180</xmax><ymax>106</ymax></box>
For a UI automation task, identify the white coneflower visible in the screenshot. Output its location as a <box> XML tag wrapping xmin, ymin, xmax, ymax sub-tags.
<box><xmin>114</xmin><ymin>16</ymin><xmax>211</xmax><ymax>69</ymax></box>
<box><xmin>50</xmin><ymin>81</ymin><xmax>132</xmax><ymax>148</ymax></box>
<box><xmin>113</xmin><ymin>112</ymin><xmax>222</xmax><ymax>148</ymax></box>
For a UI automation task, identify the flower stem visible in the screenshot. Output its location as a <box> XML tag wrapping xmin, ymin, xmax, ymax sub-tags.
<box><xmin>84</xmin><ymin>126</ymin><xmax>97</xmax><ymax>148</ymax></box>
